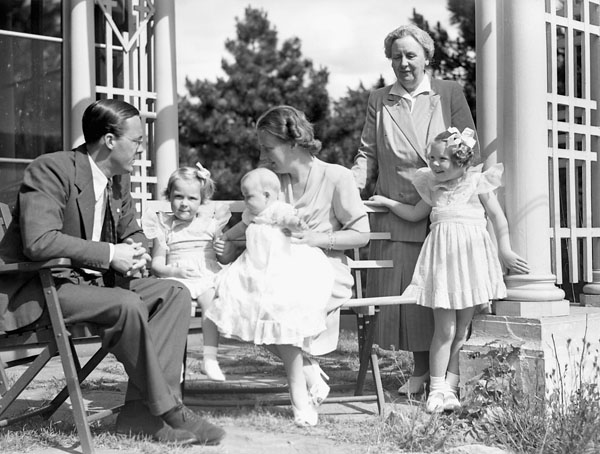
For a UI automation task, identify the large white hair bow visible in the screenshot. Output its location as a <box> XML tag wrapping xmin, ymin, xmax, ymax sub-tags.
<box><xmin>447</xmin><ymin>127</ymin><xmax>476</xmax><ymax>150</ymax></box>
<box><xmin>195</xmin><ymin>162</ymin><xmax>211</xmax><ymax>179</ymax></box>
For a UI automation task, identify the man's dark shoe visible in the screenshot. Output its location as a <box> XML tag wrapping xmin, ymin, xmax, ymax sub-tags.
<box><xmin>161</xmin><ymin>404</ymin><xmax>225</xmax><ymax>445</ymax></box>
<box><xmin>116</xmin><ymin>400</ymin><xmax>197</xmax><ymax>444</ymax></box>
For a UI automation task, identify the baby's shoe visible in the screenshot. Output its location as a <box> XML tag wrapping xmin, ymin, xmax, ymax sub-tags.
<box><xmin>425</xmin><ymin>391</ymin><xmax>445</xmax><ymax>413</ymax></box>
<box><xmin>201</xmin><ymin>359</ymin><xmax>226</xmax><ymax>382</ymax></box>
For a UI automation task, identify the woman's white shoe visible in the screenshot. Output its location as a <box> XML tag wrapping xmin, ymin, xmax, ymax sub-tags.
<box><xmin>304</xmin><ymin>358</ymin><xmax>330</xmax><ymax>407</ymax></box>
<box><xmin>292</xmin><ymin>403</ymin><xmax>318</xmax><ymax>427</ymax></box>
<box><xmin>397</xmin><ymin>371</ymin><xmax>429</xmax><ymax>396</ymax></box>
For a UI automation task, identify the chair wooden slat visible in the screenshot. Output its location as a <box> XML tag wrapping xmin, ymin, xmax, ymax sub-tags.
<box><xmin>0</xmin><ymin>202</ymin><xmax>111</xmax><ymax>454</ymax></box>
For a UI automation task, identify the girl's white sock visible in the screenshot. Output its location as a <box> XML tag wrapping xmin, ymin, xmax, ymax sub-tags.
<box><xmin>446</xmin><ymin>371</ymin><xmax>460</xmax><ymax>393</ymax></box>
<box><xmin>203</xmin><ymin>345</ymin><xmax>218</xmax><ymax>361</ymax></box>
<box><xmin>429</xmin><ymin>375</ymin><xmax>446</xmax><ymax>393</ymax></box>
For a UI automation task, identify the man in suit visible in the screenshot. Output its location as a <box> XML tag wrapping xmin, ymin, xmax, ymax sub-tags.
<box><xmin>0</xmin><ymin>99</ymin><xmax>225</xmax><ymax>445</ymax></box>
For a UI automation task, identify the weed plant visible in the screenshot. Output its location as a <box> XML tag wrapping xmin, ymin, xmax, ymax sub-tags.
<box><xmin>2</xmin><ymin>331</ymin><xmax>600</xmax><ymax>453</ymax></box>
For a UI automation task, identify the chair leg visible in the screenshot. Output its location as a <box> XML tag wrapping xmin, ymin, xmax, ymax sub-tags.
<box><xmin>0</xmin><ymin>345</ymin><xmax>55</xmax><ymax>418</ymax></box>
<box><xmin>354</xmin><ymin>312</ymin><xmax>386</xmax><ymax>416</ymax></box>
<box><xmin>355</xmin><ymin>314</ymin><xmax>376</xmax><ymax>395</ymax></box>
<box><xmin>44</xmin><ymin>346</ymin><xmax>109</xmax><ymax>420</ymax></box>
<box><xmin>40</xmin><ymin>270</ymin><xmax>95</xmax><ymax>454</ymax></box>
<box><xmin>0</xmin><ymin>358</ymin><xmax>9</xmax><ymax>395</ymax></box>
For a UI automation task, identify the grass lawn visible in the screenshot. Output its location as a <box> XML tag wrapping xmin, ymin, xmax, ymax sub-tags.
<box><xmin>2</xmin><ymin>328</ymin><xmax>599</xmax><ymax>453</ymax></box>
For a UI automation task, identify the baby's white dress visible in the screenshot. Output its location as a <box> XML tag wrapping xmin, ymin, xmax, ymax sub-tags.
<box><xmin>402</xmin><ymin>164</ymin><xmax>507</xmax><ymax>310</ymax></box>
<box><xmin>206</xmin><ymin>201</ymin><xmax>334</xmax><ymax>349</ymax></box>
<box><xmin>142</xmin><ymin>201</ymin><xmax>231</xmax><ymax>299</ymax></box>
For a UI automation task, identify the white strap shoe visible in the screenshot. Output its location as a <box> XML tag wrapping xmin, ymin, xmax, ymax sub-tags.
<box><xmin>304</xmin><ymin>358</ymin><xmax>330</xmax><ymax>407</ymax></box>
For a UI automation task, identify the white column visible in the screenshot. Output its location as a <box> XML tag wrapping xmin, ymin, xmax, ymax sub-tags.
<box><xmin>496</xmin><ymin>0</ymin><xmax>567</xmax><ymax>316</ymax></box>
<box><xmin>153</xmin><ymin>0</ymin><xmax>179</xmax><ymax>196</ymax></box>
<box><xmin>475</xmin><ymin>0</ymin><xmax>498</xmax><ymax>167</ymax></box>
<box><xmin>68</xmin><ymin>0</ymin><xmax>95</xmax><ymax>148</ymax></box>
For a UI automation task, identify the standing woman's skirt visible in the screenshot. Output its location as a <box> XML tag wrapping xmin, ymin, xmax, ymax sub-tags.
<box><xmin>367</xmin><ymin>240</ymin><xmax>434</xmax><ymax>352</ymax></box>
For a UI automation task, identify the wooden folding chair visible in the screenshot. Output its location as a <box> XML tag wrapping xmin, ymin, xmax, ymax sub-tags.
<box><xmin>0</xmin><ymin>202</ymin><xmax>112</xmax><ymax>454</ymax></box>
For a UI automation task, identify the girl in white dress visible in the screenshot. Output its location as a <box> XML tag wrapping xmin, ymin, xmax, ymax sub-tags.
<box><xmin>206</xmin><ymin>167</ymin><xmax>334</xmax><ymax>424</ymax></box>
<box><xmin>368</xmin><ymin>127</ymin><xmax>529</xmax><ymax>413</ymax></box>
<box><xmin>142</xmin><ymin>164</ymin><xmax>231</xmax><ymax>381</ymax></box>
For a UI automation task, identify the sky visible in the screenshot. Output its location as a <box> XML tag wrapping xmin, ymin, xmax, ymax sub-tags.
<box><xmin>174</xmin><ymin>0</ymin><xmax>456</xmax><ymax>100</ymax></box>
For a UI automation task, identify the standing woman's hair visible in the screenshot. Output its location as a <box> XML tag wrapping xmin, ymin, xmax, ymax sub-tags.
<box><xmin>383</xmin><ymin>24</ymin><xmax>435</xmax><ymax>60</ymax></box>
<box><xmin>163</xmin><ymin>163</ymin><xmax>215</xmax><ymax>202</ymax></box>
<box><xmin>82</xmin><ymin>99</ymin><xmax>140</xmax><ymax>143</ymax></box>
<box><xmin>256</xmin><ymin>105</ymin><xmax>322</xmax><ymax>154</ymax></box>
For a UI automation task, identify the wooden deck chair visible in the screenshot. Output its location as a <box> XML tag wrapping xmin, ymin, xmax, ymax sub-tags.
<box><xmin>0</xmin><ymin>202</ymin><xmax>112</xmax><ymax>454</ymax></box>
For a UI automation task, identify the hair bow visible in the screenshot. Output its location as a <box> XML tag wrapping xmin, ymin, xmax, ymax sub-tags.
<box><xmin>447</xmin><ymin>127</ymin><xmax>476</xmax><ymax>150</ymax></box>
<box><xmin>195</xmin><ymin>162</ymin><xmax>211</xmax><ymax>179</ymax></box>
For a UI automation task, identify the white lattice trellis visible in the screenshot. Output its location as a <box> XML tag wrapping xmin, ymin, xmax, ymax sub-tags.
<box><xmin>546</xmin><ymin>0</ymin><xmax>600</xmax><ymax>285</ymax></box>
<box><xmin>94</xmin><ymin>0</ymin><xmax>158</xmax><ymax>216</ymax></box>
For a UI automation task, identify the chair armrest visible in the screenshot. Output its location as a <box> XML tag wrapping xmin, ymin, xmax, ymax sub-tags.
<box><xmin>0</xmin><ymin>258</ymin><xmax>73</xmax><ymax>274</ymax></box>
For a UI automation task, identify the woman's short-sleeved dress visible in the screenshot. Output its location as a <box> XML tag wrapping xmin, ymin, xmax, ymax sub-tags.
<box><xmin>206</xmin><ymin>201</ymin><xmax>334</xmax><ymax>349</ymax></box>
<box><xmin>142</xmin><ymin>201</ymin><xmax>231</xmax><ymax>299</ymax></box>
<box><xmin>280</xmin><ymin>159</ymin><xmax>370</xmax><ymax>355</ymax></box>
<box><xmin>402</xmin><ymin>164</ymin><xmax>507</xmax><ymax>310</ymax></box>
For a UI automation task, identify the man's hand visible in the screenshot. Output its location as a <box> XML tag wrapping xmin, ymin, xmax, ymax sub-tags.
<box><xmin>112</xmin><ymin>239</ymin><xmax>150</xmax><ymax>276</ymax></box>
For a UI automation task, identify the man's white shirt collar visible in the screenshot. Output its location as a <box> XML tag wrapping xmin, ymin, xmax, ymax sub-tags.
<box><xmin>88</xmin><ymin>154</ymin><xmax>109</xmax><ymax>202</ymax></box>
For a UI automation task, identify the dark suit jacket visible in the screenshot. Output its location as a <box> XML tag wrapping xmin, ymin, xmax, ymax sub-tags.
<box><xmin>0</xmin><ymin>145</ymin><xmax>146</xmax><ymax>331</ymax></box>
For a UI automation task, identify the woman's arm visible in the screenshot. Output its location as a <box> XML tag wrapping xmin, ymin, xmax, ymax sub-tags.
<box><xmin>352</xmin><ymin>90</ymin><xmax>378</xmax><ymax>192</ymax></box>
<box><xmin>290</xmin><ymin>228</ymin><xmax>370</xmax><ymax>251</ymax></box>
<box><xmin>368</xmin><ymin>195</ymin><xmax>431</xmax><ymax>222</ymax></box>
<box><xmin>479</xmin><ymin>192</ymin><xmax>530</xmax><ymax>274</ymax></box>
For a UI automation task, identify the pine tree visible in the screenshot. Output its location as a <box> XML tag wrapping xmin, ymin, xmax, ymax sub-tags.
<box><xmin>178</xmin><ymin>7</ymin><xmax>330</xmax><ymax>199</ymax></box>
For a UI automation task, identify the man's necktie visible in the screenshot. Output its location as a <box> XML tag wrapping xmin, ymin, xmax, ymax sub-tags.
<box><xmin>101</xmin><ymin>179</ymin><xmax>117</xmax><ymax>244</ymax></box>
<box><xmin>101</xmin><ymin>179</ymin><xmax>117</xmax><ymax>286</ymax></box>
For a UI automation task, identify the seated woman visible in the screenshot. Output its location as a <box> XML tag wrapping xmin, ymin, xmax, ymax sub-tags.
<box><xmin>210</xmin><ymin>105</ymin><xmax>370</xmax><ymax>427</ymax></box>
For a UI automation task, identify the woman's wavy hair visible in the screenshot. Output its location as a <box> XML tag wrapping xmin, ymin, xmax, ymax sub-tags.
<box><xmin>256</xmin><ymin>105</ymin><xmax>322</xmax><ymax>155</ymax></box>
<box><xmin>384</xmin><ymin>24</ymin><xmax>435</xmax><ymax>60</ymax></box>
<box><xmin>163</xmin><ymin>164</ymin><xmax>215</xmax><ymax>203</ymax></box>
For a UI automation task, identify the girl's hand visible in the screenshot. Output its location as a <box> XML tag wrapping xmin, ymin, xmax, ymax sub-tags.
<box><xmin>367</xmin><ymin>195</ymin><xmax>390</xmax><ymax>207</ymax></box>
<box><xmin>213</xmin><ymin>237</ymin><xmax>227</xmax><ymax>256</ymax></box>
<box><xmin>214</xmin><ymin>236</ymin><xmax>238</xmax><ymax>264</ymax></box>
<box><xmin>500</xmin><ymin>249</ymin><xmax>530</xmax><ymax>274</ymax></box>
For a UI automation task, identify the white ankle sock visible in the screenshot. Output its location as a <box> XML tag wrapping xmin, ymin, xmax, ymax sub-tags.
<box><xmin>429</xmin><ymin>375</ymin><xmax>446</xmax><ymax>393</ymax></box>
<box><xmin>446</xmin><ymin>371</ymin><xmax>460</xmax><ymax>393</ymax></box>
<box><xmin>204</xmin><ymin>345</ymin><xmax>218</xmax><ymax>361</ymax></box>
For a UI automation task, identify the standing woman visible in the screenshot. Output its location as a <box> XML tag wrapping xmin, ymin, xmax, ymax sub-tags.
<box><xmin>352</xmin><ymin>24</ymin><xmax>478</xmax><ymax>395</ymax></box>
<box><xmin>255</xmin><ymin>105</ymin><xmax>370</xmax><ymax>425</ymax></box>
